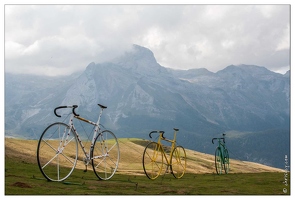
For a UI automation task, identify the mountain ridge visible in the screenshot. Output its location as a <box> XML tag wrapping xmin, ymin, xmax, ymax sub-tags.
<box><xmin>5</xmin><ymin>44</ymin><xmax>290</xmax><ymax>169</ymax></box>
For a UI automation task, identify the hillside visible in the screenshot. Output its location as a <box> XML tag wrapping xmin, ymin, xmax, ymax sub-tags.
<box><xmin>5</xmin><ymin>137</ymin><xmax>283</xmax><ymax>175</ymax></box>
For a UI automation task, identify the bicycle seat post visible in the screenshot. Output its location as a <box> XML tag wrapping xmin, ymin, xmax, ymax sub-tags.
<box><xmin>172</xmin><ymin>128</ymin><xmax>179</xmax><ymax>143</ymax></box>
<box><xmin>96</xmin><ymin>104</ymin><xmax>107</xmax><ymax>126</ymax></box>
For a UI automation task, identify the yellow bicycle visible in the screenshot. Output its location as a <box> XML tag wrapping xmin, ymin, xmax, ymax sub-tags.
<box><xmin>142</xmin><ymin>128</ymin><xmax>186</xmax><ymax>180</ymax></box>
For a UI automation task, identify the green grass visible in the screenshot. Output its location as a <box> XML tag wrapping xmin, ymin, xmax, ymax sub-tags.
<box><xmin>5</xmin><ymin>155</ymin><xmax>290</xmax><ymax>195</ymax></box>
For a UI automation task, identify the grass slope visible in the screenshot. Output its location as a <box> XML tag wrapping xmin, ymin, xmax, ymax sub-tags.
<box><xmin>5</xmin><ymin>138</ymin><xmax>289</xmax><ymax>195</ymax></box>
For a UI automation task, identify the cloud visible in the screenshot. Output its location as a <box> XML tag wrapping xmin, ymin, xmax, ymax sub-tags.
<box><xmin>5</xmin><ymin>4</ymin><xmax>290</xmax><ymax>76</ymax></box>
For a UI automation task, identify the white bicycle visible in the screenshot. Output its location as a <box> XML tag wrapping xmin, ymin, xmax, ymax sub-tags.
<box><xmin>37</xmin><ymin>104</ymin><xmax>120</xmax><ymax>181</ymax></box>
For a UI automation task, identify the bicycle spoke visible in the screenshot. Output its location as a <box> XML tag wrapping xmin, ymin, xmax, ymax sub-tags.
<box><xmin>94</xmin><ymin>157</ymin><xmax>104</xmax><ymax>167</ymax></box>
<box><xmin>64</xmin><ymin>136</ymin><xmax>76</xmax><ymax>146</ymax></box>
<box><xmin>41</xmin><ymin>138</ymin><xmax>58</xmax><ymax>153</ymax></box>
<box><xmin>60</xmin><ymin>151</ymin><xmax>76</xmax><ymax>165</ymax></box>
<box><xmin>106</xmin><ymin>155</ymin><xmax>117</xmax><ymax>166</ymax></box>
<box><xmin>57</xmin><ymin>154</ymin><xmax>60</xmax><ymax>180</ymax></box>
<box><xmin>93</xmin><ymin>153</ymin><xmax>117</xmax><ymax>167</ymax></box>
<box><xmin>146</xmin><ymin>153</ymin><xmax>162</xmax><ymax>171</ymax></box>
<box><xmin>107</xmin><ymin>142</ymin><xmax>118</xmax><ymax>152</ymax></box>
<box><xmin>41</xmin><ymin>153</ymin><xmax>59</xmax><ymax>169</ymax></box>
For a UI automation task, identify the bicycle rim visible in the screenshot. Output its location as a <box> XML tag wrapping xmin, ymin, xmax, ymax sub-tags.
<box><xmin>142</xmin><ymin>142</ymin><xmax>163</xmax><ymax>180</ymax></box>
<box><xmin>224</xmin><ymin>149</ymin><xmax>230</xmax><ymax>174</ymax></box>
<box><xmin>37</xmin><ymin>122</ymin><xmax>78</xmax><ymax>181</ymax></box>
<box><xmin>215</xmin><ymin>147</ymin><xmax>223</xmax><ymax>175</ymax></box>
<box><xmin>171</xmin><ymin>146</ymin><xmax>186</xmax><ymax>178</ymax></box>
<box><xmin>91</xmin><ymin>130</ymin><xmax>120</xmax><ymax>180</ymax></box>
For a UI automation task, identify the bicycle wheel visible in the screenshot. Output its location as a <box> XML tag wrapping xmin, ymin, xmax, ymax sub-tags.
<box><xmin>171</xmin><ymin>146</ymin><xmax>186</xmax><ymax>178</ymax></box>
<box><xmin>142</xmin><ymin>142</ymin><xmax>163</xmax><ymax>180</ymax></box>
<box><xmin>91</xmin><ymin>130</ymin><xmax>120</xmax><ymax>180</ymax></box>
<box><xmin>37</xmin><ymin>122</ymin><xmax>78</xmax><ymax>181</ymax></box>
<box><xmin>223</xmin><ymin>148</ymin><xmax>230</xmax><ymax>174</ymax></box>
<box><xmin>215</xmin><ymin>147</ymin><xmax>223</xmax><ymax>175</ymax></box>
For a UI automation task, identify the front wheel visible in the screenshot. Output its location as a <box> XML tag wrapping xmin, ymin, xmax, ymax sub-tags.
<box><xmin>91</xmin><ymin>130</ymin><xmax>120</xmax><ymax>180</ymax></box>
<box><xmin>215</xmin><ymin>147</ymin><xmax>223</xmax><ymax>175</ymax></box>
<box><xmin>142</xmin><ymin>142</ymin><xmax>163</xmax><ymax>180</ymax></box>
<box><xmin>171</xmin><ymin>146</ymin><xmax>186</xmax><ymax>178</ymax></box>
<box><xmin>37</xmin><ymin>122</ymin><xmax>78</xmax><ymax>181</ymax></box>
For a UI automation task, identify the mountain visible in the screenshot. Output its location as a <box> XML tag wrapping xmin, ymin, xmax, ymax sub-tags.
<box><xmin>4</xmin><ymin>44</ymin><xmax>290</xmax><ymax>169</ymax></box>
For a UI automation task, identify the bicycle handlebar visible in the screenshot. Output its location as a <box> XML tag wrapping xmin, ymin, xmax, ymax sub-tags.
<box><xmin>149</xmin><ymin>130</ymin><xmax>165</xmax><ymax>139</ymax></box>
<box><xmin>54</xmin><ymin>105</ymin><xmax>79</xmax><ymax>117</ymax></box>
<box><xmin>212</xmin><ymin>137</ymin><xmax>225</xmax><ymax>144</ymax></box>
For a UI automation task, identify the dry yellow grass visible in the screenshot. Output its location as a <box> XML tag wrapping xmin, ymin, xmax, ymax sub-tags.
<box><xmin>5</xmin><ymin>137</ymin><xmax>283</xmax><ymax>176</ymax></box>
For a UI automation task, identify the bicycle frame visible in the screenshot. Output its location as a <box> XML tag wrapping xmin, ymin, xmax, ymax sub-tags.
<box><xmin>155</xmin><ymin>130</ymin><xmax>178</xmax><ymax>166</ymax></box>
<box><xmin>65</xmin><ymin>108</ymin><xmax>104</xmax><ymax>164</ymax></box>
<box><xmin>212</xmin><ymin>135</ymin><xmax>227</xmax><ymax>163</ymax></box>
<box><xmin>217</xmin><ymin>139</ymin><xmax>227</xmax><ymax>163</ymax></box>
<box><xmin>53</xmin><ymin>104</ymin><xmax>108</xmax><ymax>166</ymax></box>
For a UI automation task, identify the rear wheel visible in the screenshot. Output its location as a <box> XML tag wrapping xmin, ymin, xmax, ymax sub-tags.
<box><xmin>37</xmin><ymin>122</ymin><xmax>78</xmax><ymax>181</ymax></box>
<box><xmin>171</xmin><ymin>146</ymin><xmax>186</xmax><ymax>178</ymax></box>
<box><xmin>223</xmin><ymin>148</ymin><xmax>229</xmax><ymax>174</ymax></box>
<box><xmin>91</xmin><ymin>130</ymin><xmax>120</xmax><ymax>180</ymax></box>
<box><xmin>142</xmin><ymin>142</ymin><xmax>163</xmax><ymax>180</ymax></box>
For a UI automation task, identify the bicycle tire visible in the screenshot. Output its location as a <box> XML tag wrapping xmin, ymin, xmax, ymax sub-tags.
<box><xmin>142</xmin><ymin>142</ymin><xmax>163</xmax><ymax>180</ymax></box>
<box><xmin>223</xmin><ymin>148</ymin><xmax>230</xmax><ymax>174</ymax></box>
<box><xmin>171</xmin><ymin>145</ymin><xmax>186</xmax><ymax>178</ymax></box>
<box><xmin>215</xmin><ymin>147</ymin><xmax>223</xmax><ymax>175</ymax></box>
<box><xmin>91</xmin><ymin>130</ymin><xmax>120</xmax><ymax>180</ymax></box>
<box><xmin>37</xmin><ymin>122</ymin><xmax>78</xmax><ymax>181</ymax></box>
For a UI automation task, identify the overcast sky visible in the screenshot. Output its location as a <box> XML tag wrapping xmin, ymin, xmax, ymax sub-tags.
<box><xmin>4</xmin><ymin>4</ymin><xmax>290</xmax><ymax>76</ymax></box>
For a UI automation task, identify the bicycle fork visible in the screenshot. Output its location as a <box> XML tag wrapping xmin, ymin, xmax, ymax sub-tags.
<box><xmin>57</xmin><ymin>122</ymin><xmax>73</xmax><ymax>155</ymax></box>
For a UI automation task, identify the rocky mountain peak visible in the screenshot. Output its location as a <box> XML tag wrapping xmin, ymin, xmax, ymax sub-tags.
<box><xmin>111</xmin><ymin>44</ymin><xmax>167</xmax><ymax>75</ymax></box>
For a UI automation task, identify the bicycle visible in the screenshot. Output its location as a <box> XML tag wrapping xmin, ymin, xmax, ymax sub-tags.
<box><xmin>37</xmin><ymin>104</ymin><xmax>120</xmax><ymax>182</ymax></box>
<box><xmin>212</xmin><ymin>133</ymin><xmax>229</xmax><ymax>174</ymax></box>
<box><xmin>142</xmin><ymin>128</ymin><xmax>186</xmax><ymax>180</ymax></box>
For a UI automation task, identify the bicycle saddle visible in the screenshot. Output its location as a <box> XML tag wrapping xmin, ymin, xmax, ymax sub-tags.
<box><xmin>98</xmin><ymin>104</ymin><xmax>107</xmax><ymax>109</ymax></box>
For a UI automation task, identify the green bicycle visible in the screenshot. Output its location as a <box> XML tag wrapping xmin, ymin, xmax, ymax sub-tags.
<box><xmin>212</xmin><ymin>134</ymin><xmax>229</xmax><ymax>174</ymax></box>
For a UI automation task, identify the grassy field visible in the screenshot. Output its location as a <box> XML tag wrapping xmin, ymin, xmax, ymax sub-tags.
<box><xmin>5</xmin><ymin>138</ymin><xmax>290</xmax><ymax>195</ymax></box>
